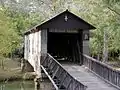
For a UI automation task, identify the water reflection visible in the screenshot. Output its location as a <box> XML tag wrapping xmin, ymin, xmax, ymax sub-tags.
<box><xmin>0</xmin><ymin>80</ymin><xmax>52</xmax><ymax>90</ymax></box>
<box><xmin>0</xmin><ymin>81</ymin><xmax>34</xmax><ymax>90</ymax></box>
<box><xmin>37</xmin><ymin>80</ymin><xmax>53</xmax><ymax>90</ymax></box>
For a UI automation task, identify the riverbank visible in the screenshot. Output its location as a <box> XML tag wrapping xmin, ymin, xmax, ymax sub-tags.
<box><xmin>0</xmin><ymin>68</ymin><xmax>35</xmax><ymax>82</ymax></box>
<box><xmin>0</xmin><ymin>58</ymin><xmax>35</xmax><ymax>82</ymax></box>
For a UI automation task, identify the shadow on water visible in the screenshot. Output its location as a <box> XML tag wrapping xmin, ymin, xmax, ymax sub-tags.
<box><xmin>0</xmin><ymin>79</ymin><xmax>53</xmax><ymax>90</ymax></box>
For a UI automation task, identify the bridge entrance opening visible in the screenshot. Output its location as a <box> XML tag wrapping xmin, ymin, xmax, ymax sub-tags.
<box><xmin>48</xmin><ymin>31</ymin><xmax>83</xmax><ymax>64</ymax></box>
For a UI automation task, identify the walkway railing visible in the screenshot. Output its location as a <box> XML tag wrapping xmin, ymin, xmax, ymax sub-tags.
<box><xmin>41</xmin><ymin>53</ymin><xmax>87</xmax><ymax>90</ymax></box>
<box><xmin>83</xmin><ymin>54</ymin><xmax>120</xmax><ymax>89</ymax></box>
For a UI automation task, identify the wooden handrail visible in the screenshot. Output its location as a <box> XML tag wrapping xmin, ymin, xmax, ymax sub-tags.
<box><xmin>48</xmin><ymin>53</ymin><xmax>67</xmax><ymax>70</ymax></box>
<box><xmin>41</xmin><ymin>53</ymin><xmax>87</xmax><ymax>90</ymax></box>
<box><xmin>48</xmin><ymin>53</ymin><xmax>87</xmax><ymax>88</ymax></box>
<box><xmin>83</xmin><ymin>54</ymin><xmax>119</xmax><ymax>72</ymax></box>
<box><xmin>41</xmin><ymin>65</ymin><xmax>59</xmax><ymax>90</ymax></box>
<box><xmin>82</xmin><ymin>54</ymin><xmax>120</xmax><ymax>89</ymax></box>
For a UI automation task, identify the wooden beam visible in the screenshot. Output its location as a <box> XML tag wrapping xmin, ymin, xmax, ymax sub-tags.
<box><xmin>41</xmin><ymin>65</ymin><xmax>59</xmax><ymax>90</ymax></box>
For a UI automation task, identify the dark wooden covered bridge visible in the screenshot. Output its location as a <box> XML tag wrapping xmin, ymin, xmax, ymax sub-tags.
<box><xmin>24</xmin><ymin>10</ymin><xmax>120</xmax><ymax>90</ymax></box>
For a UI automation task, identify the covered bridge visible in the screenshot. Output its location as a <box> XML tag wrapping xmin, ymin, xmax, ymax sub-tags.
<box><xmin>24</xmin><ymin>10</ymin><xmax>120</xmax><ymax>90</ymax></box>
<box><xmin>24</xmin><ymin>10</ymin><xmax>95</xmax><ymax>72</ymax></box>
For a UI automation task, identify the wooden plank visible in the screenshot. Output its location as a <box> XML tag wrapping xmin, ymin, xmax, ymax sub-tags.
<box><xmin>49</xmin><ymin>29</ymin><xmax>78</xmax><ymax>33</ymax></box>
<box><xmin>52</xmin><ymin>66</ymin><xmax>60</xmax><ymax>79</ymax></box>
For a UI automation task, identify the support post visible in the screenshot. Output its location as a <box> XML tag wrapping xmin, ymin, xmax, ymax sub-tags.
<box><xmin>41</xmin><ymin>29</ymin><xmax>48</xmax><ymax>78</ymax></box>
<box><xmin>41</xmin><ymin>29</ymin><xmax>47</xmax><ymax>54</ymax></box>
<box><xmin>21</xmin><ymin>58</ymin><xmax>25</xmax><ymax>72</ymax></box>
<box><xmin>82</xmin><ymin>30</ymin><xmax>90</xmax><ymax>55</ymax></box>
<box><xmin>34</xmin><ymin>77</ymin><xmax>41</xmax><ymax>90</ymax></box>
<box><xmin>82</xmin><ymin>30</ymin><xmax>90</xmax><ymax>65</ymax></box>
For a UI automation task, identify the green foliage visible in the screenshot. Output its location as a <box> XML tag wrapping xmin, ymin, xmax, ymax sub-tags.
<box><xmin>0</xmin><ymin>8</ymin><xmax>20</xmax><ymax>56</ymax></box>
<box><xmin>71</xmin><ymin>0</ymin><xmax>120</xmax><ymax>59</ymax></box>
<box><xmin>0</xmin><ymin>7</ymin><xmax>43</xmax><ymax>57</ymax></box>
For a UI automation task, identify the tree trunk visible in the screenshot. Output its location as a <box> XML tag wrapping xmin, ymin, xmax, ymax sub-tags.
<box><xmin>97</xmin><ymin>43</ymin><xmax>101</xmax><ymax>61</ymax></box>
<box><xmin>103</xmin><ymin>29</ymin><xmax>108</xmax><ymax>62</ymax></box>
<box><xmin>97</xmin><ymin>53</ymin><xmax>100</xmax><ymax>61</ymax></box>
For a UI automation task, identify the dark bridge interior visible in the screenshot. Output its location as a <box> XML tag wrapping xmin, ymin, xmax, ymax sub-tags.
<box><xmin>47</xmin><ymin>31</ymin><xmax>83</xmax><ymax>64</ymax></box>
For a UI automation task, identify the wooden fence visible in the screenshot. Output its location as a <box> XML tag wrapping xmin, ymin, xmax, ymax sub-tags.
<box><xmin>41</xmin><ymin>53</ymin><xmax>87</xmax><ymax>90</ymax></box>
<box><xmin>83</xmin><ymin>54</ymin><xmax>120</xmax><ymax>89</ymax></box>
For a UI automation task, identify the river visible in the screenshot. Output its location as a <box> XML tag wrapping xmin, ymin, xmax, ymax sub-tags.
<box><xmin>0</xmin><ymin>80</ymin><xmax>52</xmax><ymax>90</ymax></box>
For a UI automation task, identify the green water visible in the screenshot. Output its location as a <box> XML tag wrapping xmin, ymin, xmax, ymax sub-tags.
<box><xmin>0</xmin><ymin>80</ymin><xmax>52</xmax><ymax>90</ymax></box>
<box><xmin>0</xmin><ymin>81</ymin><xmax>34</xmax><ymax>90</ymax></box>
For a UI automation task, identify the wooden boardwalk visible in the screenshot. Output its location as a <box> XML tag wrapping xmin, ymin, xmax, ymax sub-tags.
<box><xmin>61</xmin><ymin>62</ymin><xmax>119</xmax><ymax>90</ymax></box>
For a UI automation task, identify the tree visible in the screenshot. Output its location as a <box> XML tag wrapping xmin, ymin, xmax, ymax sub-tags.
<box><xmin>0</xmin><ymin>8</ymin><xmax>20</xmax><ymax>57</ymax></box>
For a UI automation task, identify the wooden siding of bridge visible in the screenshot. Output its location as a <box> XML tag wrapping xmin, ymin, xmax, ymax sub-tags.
<box><xmin>24</xmin><ymin>30</ymin><xmax>41</xmax><ymax>77</ymax></box>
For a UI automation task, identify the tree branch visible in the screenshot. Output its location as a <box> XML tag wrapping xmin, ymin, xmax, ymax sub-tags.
<box><xmin>108</xmin><ymin>6</ymin><xmax>120</xmax><ymax>16</ymax></box>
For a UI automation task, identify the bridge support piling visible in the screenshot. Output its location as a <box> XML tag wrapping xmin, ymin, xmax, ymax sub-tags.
<box><xmin>21</xmin><ymin>58</ymin><xmax>25</xmax><ymax>72</ymax></box>
<box><xmin>34</xmin><ymin>77</ymin><xmax>41</xmax><ymax>90</ymax></box>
